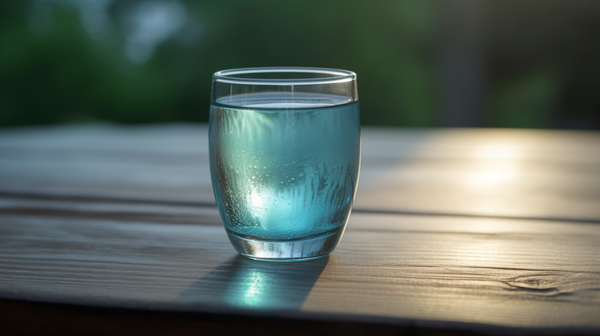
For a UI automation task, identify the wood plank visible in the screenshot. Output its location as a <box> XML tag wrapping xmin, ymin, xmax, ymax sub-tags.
<box><xmin>1</xmin><ymin>125</ymin><xmax>599</xmax><ymax>221</ymax></box>
<box><xmin>2</xmin><ymin>124</ymin><xmax>599</xmax><ymax>335</ymax></box>
<box><xmin>2</xmin><ymin>206</ymin><xmax>600</xmax><ymax>332</ymax></box>
<box><xmin>358</xmin><ymin>129</ymin><xmax>600</xmax><ymax>221</ymax></box>
<box><xmin>0</xmin><ymin>124</ymin><xmax>214</xmax><ymax>202</ymax></box>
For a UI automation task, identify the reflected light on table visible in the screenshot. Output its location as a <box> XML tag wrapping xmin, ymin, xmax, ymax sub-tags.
<box><xmin>232</xmin><ymin>268</ymin><xmax>269</xmax><ymax>308</ymax></box>
<box><xmin>450</xmin><ymin>239</ymin><xmax>515</xmax><ymax>268</ymax></box>
<box><xmin>176</xmin><ymin>255</ymin><xmax>328</xmax><ymax>311</ymax></box>
<box><xmin>463</xmin><ymin>141</ymin><xmax>530</xmax><ymax>215</ymax></box>
<box><xmin>468</xmin><ymin>143</ymin><xmax>523</xmax><ymax>188</ymax></box>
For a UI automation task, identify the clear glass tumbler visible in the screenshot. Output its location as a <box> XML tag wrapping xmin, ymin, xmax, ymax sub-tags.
<box><xmin>209</xmin><ymin>67</ymin><xmax>360</xmax><ymax>262</ymax></box>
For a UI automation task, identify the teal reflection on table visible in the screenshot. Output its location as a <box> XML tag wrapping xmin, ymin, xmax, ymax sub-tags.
<box><xmin>176</xmin><ymin>255</ymin><xmax>329</xmax><ymax>311</ymax></box>
<box><xmin>235</xmin><ymin>266</ymin><xmax>270</xmax><ymax>308</ymax></box>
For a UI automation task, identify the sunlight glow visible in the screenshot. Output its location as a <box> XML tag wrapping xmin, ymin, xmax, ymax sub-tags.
<box><xmin>468</xmin><ymin>144</ymin><xmax>522</xmax><ymax>188</ymax></box>
<box><xmin>475</xmin><ymin>144</ymin><xmax>523</xmax><ymax>161</ymax></box>
<box><xmin>469</xmin><ymin>169</ymin><xmax>516</xmax><ymax>187</ymax></box>
<box><xmin>250</xmin><ymin>189</ymin><xmax>264</xmax><ymax>210</ymax></box>
<box><xmin>241</xmin><ymin>271</ymin><xmax>267</xmax><ymax>307</ymax></box>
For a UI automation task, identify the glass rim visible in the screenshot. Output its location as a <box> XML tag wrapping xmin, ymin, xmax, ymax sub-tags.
<box><xmin>213</xmin><ymin>67</ymin><xmax>356</xmax><ymax>86</ymax></box>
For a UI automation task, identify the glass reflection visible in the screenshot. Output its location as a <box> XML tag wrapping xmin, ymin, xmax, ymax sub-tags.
<box><xmin>176</xmin><ymin>255</ymin><xmax>328</xmax><ymax>311</ymax></box>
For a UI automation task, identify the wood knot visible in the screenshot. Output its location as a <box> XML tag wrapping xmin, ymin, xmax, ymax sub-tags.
<box><xmin>505</xmin><ymin>274</ymin><xmax>560</xmax><ymax>294</ymax></box>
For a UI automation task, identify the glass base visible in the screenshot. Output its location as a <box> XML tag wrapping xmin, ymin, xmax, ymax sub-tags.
<box><xmin>226</xmin><ymin>229</ymin><xmax>344</xmax><ymax>262</ymax></box>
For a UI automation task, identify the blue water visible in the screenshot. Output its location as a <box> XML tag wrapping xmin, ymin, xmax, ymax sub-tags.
<box><xmin>209</xmin><ymin>93</ymin><xmax>360</xmax><ymax>241</ymax></box>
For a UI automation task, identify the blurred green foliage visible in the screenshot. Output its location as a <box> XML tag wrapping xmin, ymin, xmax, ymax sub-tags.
<box><xmin>1</xmin><ymin>0</ymin><xmax>599</xmax><ymax>129</ymax></box>
<box><xmin>490</xmin><ymin>69</ymin><xmax>560</xmax><ymax>129</ymax></box>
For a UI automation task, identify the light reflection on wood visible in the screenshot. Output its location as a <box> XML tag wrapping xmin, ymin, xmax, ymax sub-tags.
<box><xmin>2</xmin><ymin>210</ymin><xmax>599</xmax><ymax>328</ymax></box>
<box><xmin>1</xmin><ymin>125</ymin><xmax>600</xmax><ymax>332</ymax></box>
<box><xmin>357</xmin><ymin>128</ymin><xmax>600</xmax><ymax>220</ymax></box>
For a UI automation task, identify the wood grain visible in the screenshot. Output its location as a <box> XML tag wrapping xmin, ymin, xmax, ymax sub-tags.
<box><xmin>1</xmin><ymin>124</ymin><xmax>600</xmax><ymax>334</ymax></box>
<box><xmin>1</xmin><ymin>205</ymin><xmax>600</xmax><ymax>331</ymax></box>
<box><xmin>1</xmin><ymin>125</ymin><xmax>599</xmax><ymax>220</ymax></box>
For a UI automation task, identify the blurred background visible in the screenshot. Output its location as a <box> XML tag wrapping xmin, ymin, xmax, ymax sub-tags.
<box><xmin>1</xmin><ymin>0</ymin><xmax>599</xmax><ymax>129</ymax></box>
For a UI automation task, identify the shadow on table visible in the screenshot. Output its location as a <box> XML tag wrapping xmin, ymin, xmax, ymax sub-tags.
<box><xmin>175</xmin><ymin>255</ymin><xmax>329</xmax><ymax>311</ymax></box>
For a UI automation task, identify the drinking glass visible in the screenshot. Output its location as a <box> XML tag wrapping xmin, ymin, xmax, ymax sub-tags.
<box><xmin>209</xmin><ymin>67</ymin><xmax>360</xmax><ymax>262</ymax></box>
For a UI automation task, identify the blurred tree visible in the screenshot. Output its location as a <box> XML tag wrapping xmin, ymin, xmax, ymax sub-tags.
<box><xmin>1</xmin><ymin>0</ymin><xmax>599</xmax><ymax>129</ymax></box>
<box><xmin>486</xmin><ymin>0</ymin><xmax>600</xmax><ymax>129</ymax></box>
<box><xmin>0</xmin><ymin>0</ymin><xmax>439</xmax><ymax>128</ymax></box>
<box><xmin>0</xmin><ymin>0</ymin><xmax>186</xmax><ymax>126</ymax></box>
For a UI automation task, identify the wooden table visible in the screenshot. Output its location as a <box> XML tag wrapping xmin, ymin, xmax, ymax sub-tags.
<box><xmin>1</xmin><ymin>124</ymin><xmax>599</xmax><ymax>335</ymax></box>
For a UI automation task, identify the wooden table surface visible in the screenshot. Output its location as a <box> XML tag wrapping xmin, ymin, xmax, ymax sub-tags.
<box><xmin>1</xmin><ymin>124</ymin><xmax>599</xmax><ymax>335</ymax></box>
